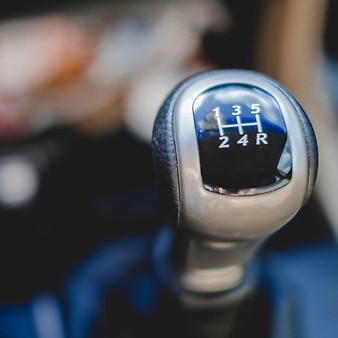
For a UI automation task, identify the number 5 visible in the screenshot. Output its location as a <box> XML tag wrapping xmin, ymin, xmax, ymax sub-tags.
<box><xmin>251</xmin><ymin>103</ymin><xmax>260</xmax><ymax>114</ymax></box>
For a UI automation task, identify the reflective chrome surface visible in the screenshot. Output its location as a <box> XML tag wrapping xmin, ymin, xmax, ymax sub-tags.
<box><xmin>172</xmin><ymin>70</ymin><xmax>312</xmax><ymax>293</ymax></box>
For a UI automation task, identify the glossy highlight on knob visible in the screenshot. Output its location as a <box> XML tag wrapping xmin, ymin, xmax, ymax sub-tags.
<box><xmin>192</xmin><ymin>84</ymin><xmax>292</xmax><ymax>194</ymax></box>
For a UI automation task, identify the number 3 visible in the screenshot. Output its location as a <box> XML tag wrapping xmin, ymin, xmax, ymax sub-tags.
<box><xmin>232</xmin><ymin>105</ymin><xmax>241</xmax><ymax>115</ymax></box>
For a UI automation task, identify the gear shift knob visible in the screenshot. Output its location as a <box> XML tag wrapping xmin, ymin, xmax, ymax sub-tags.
<box><xmin>152</xmin><ymin>70</ymin><xmax>318</xmax><ymax>294</ymax></box>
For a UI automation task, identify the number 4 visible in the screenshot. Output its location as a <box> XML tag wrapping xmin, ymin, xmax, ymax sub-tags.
<box><xmin>237</xmin><ymin>134</ymin><xmax>249</xmax><ymax>146</ymax></box>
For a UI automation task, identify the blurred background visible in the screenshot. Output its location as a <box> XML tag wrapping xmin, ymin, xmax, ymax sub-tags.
<box><xmin>0</xmin><ymin>0</ymin><xmax>337</xmax><ymax>337</ymax></box>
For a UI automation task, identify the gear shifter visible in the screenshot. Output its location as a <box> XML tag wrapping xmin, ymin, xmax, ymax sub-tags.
<box><xmin>152</xmin><ymin>70</ymin><xmax>318</xmax><ymax>299</ymax></box>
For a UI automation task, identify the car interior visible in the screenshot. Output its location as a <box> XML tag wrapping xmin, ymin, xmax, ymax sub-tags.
<box><xmin>0</xmin><ymin>0</ymin><xmax>337</xmax><ymax>337</ymax></box>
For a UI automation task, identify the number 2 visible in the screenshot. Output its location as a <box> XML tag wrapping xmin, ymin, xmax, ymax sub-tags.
<box><xmin>219</xmin><ymin>136</ymin><xmax>230</xmax><ymax>148</ymax></box>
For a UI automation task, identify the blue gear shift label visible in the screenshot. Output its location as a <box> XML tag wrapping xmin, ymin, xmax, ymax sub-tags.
<box><xmin>214</xmin><ymin>104</ymin><xmax>268</xmax><ymax>147</ymax></box>
<box><xmin>192</xmin><ymin>84</ymin><xmax>292</xmax><ymax>193</ymax></box>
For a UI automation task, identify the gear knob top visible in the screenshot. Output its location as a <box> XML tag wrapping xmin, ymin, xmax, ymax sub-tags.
<box><xmin>193</xmin><ymin>84</ymin><xmax>291</xmax><ymax>193</ymax></box>
<box><xmin>152</xmin><ymin>70</ymin><xmax>318</xmax><ymax>293</ymax></box>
